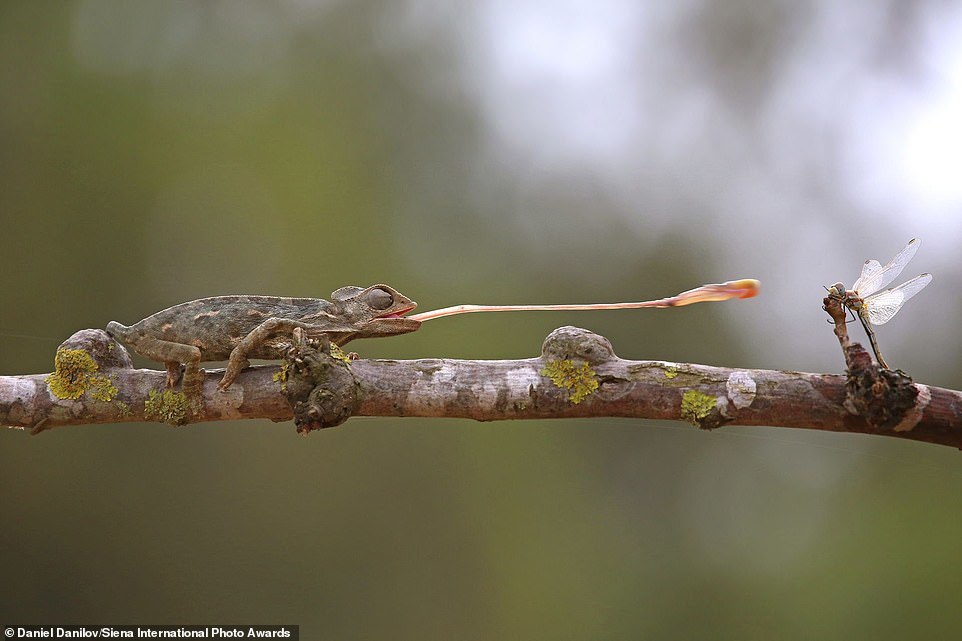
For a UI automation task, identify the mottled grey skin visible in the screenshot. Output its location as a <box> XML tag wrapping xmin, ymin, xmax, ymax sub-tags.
<box><xmin>106</xmin><ymin>284</ymin><xmax>420</xmax><ymax>399</ymax></box>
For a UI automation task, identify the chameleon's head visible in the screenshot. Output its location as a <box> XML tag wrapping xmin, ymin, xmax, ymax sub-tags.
<box><xmin>331</xmin><ymin>284</ymin><xmax>421</xmax><ymax>337</ymax></box>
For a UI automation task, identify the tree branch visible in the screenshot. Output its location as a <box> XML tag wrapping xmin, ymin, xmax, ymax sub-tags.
<box><xmin>2</xmin><ymin>325</ymin><xmax>960</xmax><ymax>449</ymax></box>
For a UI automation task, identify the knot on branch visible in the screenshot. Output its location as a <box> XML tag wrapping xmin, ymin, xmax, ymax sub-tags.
<box><xmin>844</xmin><ymin>358</ymin><xmax>919</xmax><ymax>431</ymax></box>
<box><xmin>281</xmin><ymin>330</ymin><xmax>359</xmax><ymax>434</ymax></box>
<box><xmin>61</xmin><ymin>329</ymin><xmax>134</xmax><ymax>370</ymax></box>
<box><xmin>541</xmin><ymin>326</ymin><xmax>617</xmax><ymax>364</ymax></box>
<box><xmin>538</xmin><ymin>327</ymin><xmax>617</xmax><ymax>406</ymax></box>
<box><xmin>36</xmin><ymin>330</ymin><xmax>136</xmax><ymax>433</ymax></box>
<box><xmin>46</xmin><ymin>330</ymin><xmax>132</xmax><ymax>402</ymax></box>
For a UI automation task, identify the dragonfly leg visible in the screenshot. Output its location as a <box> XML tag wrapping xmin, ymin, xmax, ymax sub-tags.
<box><xmin>826</xmin><ymin>308</ymin><xmax>857</xmax><ymax>325</ymax></box>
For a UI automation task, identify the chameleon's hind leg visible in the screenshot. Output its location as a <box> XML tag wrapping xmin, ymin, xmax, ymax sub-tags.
<box><xmin>219</xmin><ymin>318</ymin><xmax>317</xmax><ymax>390</ymax></box>
<box><xmin>165</xmin><ymin>362</ymin><xmax>182</xmax><ymax>388</ymax></box>
<box><xmin>124</xmin><ymin>335</ymin><xmax>204</xmax><ymax>401</ymax></box>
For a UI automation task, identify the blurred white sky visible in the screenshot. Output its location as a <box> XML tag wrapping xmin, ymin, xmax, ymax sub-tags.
<box><xmin>847</xmin><ymin>5</ymin><xmax>962</xmax><ymax>218</ymax></box>
<box><xmin>467</xmin><ymin>0</ymin><xmax>962</xmax><ymax>225</ymax></box>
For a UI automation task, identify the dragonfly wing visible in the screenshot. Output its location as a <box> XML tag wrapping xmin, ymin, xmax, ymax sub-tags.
<box><xmin>852</xmin><ymin>259</ymin><xmax>882</xmax><ymax>293</ymax></box>
<box><xmin>863</xmin><ymin>273</ymin><xmax>932</xmax><ymax>325</ymax></box>
<box><xmin>853</xmin><ymin>238</ymin><xmax>921</xmax><ymax>297</ymax></box>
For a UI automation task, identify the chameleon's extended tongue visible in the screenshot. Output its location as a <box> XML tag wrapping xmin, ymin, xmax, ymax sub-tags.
<box><xmin>407</xmin><ymin>279</ymin><xmax>760</xmax><ymax>322</ymax></box>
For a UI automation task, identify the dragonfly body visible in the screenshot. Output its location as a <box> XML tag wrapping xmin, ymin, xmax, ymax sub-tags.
<box><xmin>827</xmin><ymin>238</ymin><xmax>932</xmax><ymax>369</ymax></box>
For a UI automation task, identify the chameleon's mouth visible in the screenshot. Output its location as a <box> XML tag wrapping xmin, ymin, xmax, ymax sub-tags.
<box><xmin>377</xmin><ymin>304</ymin><xmax>417</xmax><ymax>319</ymax></box>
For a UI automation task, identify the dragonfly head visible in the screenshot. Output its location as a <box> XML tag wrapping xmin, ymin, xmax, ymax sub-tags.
<box><xmin>827</xmin><ymin>282</ymin><xmax>846</xmax><ymax>297</ymax></box>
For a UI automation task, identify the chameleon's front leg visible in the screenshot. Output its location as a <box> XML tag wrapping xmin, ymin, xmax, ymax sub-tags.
<box><xmin>218</xmin><ymin>318</ymin><xmax>319</xmax><ymax>390</ymax></box>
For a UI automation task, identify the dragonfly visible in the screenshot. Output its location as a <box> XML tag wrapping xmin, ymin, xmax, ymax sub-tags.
<box><xmin>826</xmin><ymin>238</ymin><xmax>932</xmax><ymax>369</ymax></box>
<box><xmin>408</xmin><ymin>279</ymin><xmax>760</xmax><ymax>322</ymax></box>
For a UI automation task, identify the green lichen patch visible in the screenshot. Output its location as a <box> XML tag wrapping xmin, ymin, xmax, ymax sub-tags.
<box><xmin>47</xmin><ymin>348</ymin><xmax>98</xmax><ymax>400</ymax></box>
<box><xmin>89</xmin><ymin>375</ymin><xmax>118</xmax><ymax>402</ymax></box>
<box><xmin>541</xmin><ymin>359</ymin><xmax>599</xmax><ymax>405</ymax></box>
<box><xmin>329</xmin><ymin>343</ymin><xmax>353</xmax><ymax>363</ymax></box>
<box><xmin>144</xmin><ymin>389</ymin><xmax>190</xmax><ymax>426</ymax></box>
<box><xmin>115</xmin><ymin>400</ymin><xmax>132</xmax><ymax>418</ymax></box>
<box><xmin>47</xmin><ymin>348</ymin><xmax>117</xmax><ymax>402</ymax></box>
<box><xmin>681</xmin><ymin>390</ymin><xmax>717</xmax><ymax>428</ymax></box>
<box><xmin>664</xmin><ymin>366</ymin><xmax>678</xmax><ymax>379</ymax></box>
<box><xmin>273</xmin><ymin>361</ymin><xmax>290</xmax><ymax>391</ymax></box>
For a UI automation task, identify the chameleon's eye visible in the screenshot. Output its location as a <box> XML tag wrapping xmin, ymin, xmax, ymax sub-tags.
<box><xmin>365</xmin><ymin>287</ymin><xmax>395</xmax><ymax>310</ymax></box>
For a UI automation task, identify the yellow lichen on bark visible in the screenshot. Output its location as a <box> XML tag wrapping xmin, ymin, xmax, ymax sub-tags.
<box><xmin>541</xmin><ymin>359</ymin><xmax>599</xmax><ymax>404</ymax></box>
<box><xmin>47</xmin><ymin>348</ymin><xmax>118</xmax><ymax>402</ymax></box>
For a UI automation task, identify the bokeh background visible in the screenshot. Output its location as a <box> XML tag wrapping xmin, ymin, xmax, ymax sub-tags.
<box><xmin>4</xmin><ymin>1</ymin><xmax>962</xmax><ymax>638</ymax></box>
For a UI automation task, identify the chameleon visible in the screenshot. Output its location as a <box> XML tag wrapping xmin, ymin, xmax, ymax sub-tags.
<box><xmin>104</xmin><ymin>278</ymin><xmax>759</xmax><ymax>408</ymax></box>
<box><xmin>105</xmin><ymin>284</ymin><xmax>421</xmax><ymax>400</ymax></box>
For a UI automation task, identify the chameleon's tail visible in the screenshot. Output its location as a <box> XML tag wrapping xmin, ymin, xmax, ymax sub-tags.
<box><xmin>105</xmin><ymin>321</ymin><xmax>131</xmax><ymax>340</ymax></box>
